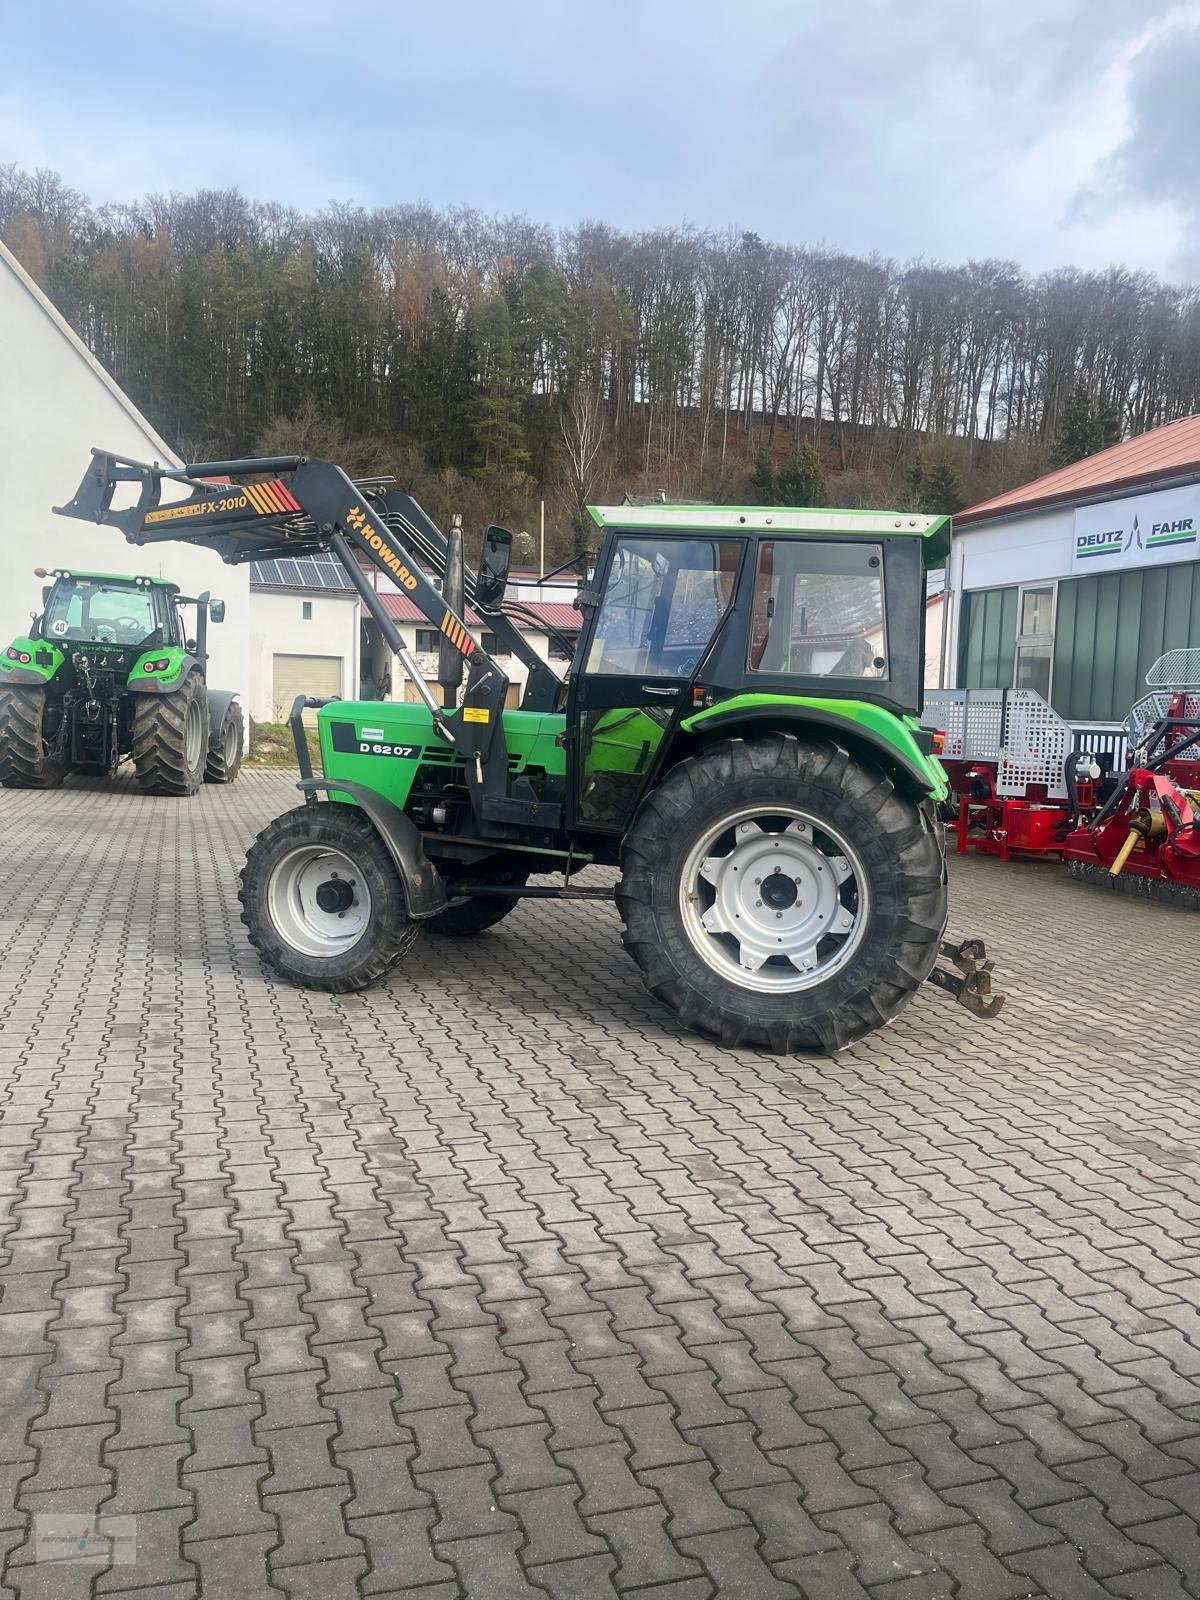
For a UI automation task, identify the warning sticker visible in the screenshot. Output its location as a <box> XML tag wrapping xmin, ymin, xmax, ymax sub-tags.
<box><xmin>461</xmin><ymin>707</ymin><xmax>490</xmax><ymax>724</ymax></box>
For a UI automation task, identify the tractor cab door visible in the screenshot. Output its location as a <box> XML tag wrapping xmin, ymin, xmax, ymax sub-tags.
<box><xmin>566</xmin><ymin>533</ymin><xmax>743</xmax><ymax>834</ymax></box>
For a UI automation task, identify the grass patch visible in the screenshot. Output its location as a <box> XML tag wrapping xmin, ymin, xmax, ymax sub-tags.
<box><xmin>246</xmin><ymin>718</ymin><xmax>321</xmax><ymax>768</ymax></box>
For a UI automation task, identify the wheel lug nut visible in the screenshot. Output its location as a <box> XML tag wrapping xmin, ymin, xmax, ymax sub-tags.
<box><xmin>755</xmin><ymin>900</ymin><xmax>762</xmax><ymax>907</ymax></box>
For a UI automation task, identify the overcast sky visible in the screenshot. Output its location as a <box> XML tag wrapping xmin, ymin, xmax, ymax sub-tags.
<box><xmin>2</xmin><ymin>0</ymin><xmax>1197</xmax><ymax>280</ymax></box>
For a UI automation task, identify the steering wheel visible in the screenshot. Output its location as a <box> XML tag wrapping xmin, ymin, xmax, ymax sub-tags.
<box><xmin>106</xmin><ymin>617</ymin><xmax>145</xmax><ymax>642</ymax></box>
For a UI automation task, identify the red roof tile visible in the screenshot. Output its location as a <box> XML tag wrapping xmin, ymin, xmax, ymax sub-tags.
<box><xmin>958</xmin><ymin>414</ymin><xmax>1200</xmax><ymax>526</ymax></box>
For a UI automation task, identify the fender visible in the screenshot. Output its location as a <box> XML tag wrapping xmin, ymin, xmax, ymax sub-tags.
<box><xmin>127</xmin><ymin>649</ymin><xmax>200</xmax><ymax>693</ymax></box>
<box><xmin>680</xmin><ymin>695</ymin><xmax>948</xmax><ymax>802</ymax></box>
<box><xmin>296</xmin><ymin>778</ymin><xmax>448</xmax><ymax>920</ymax></box>
<box><xmin>205</xmin><ymin>689</ymin><xmax>240</xmax><ymax>741</ymax></box>
<box><xmin>0</xmin><ymin>637</ymin><xmax>64</xmax><ymax>686</ymax></box>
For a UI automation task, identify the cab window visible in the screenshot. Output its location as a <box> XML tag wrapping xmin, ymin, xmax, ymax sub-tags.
<box><xmin>587</xmin><ymin>537</ymin><xmax>741</xmax><ymax>677</ymax></box>
<box><xmin>748</xmin><ymin>541</ymin><xmax>887</xmax><ymax>678</ymax></box>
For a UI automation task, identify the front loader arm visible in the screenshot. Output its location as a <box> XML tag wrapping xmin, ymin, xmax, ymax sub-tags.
<box><xmin>54</xmin><ymin>449</ymin><xmax>516</xmax><ymax>821</ymax></box>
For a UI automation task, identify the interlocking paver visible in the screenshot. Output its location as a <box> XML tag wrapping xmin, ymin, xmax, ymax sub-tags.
<box><xmin>5</xmin><ymin>772</ymin><xmax>1200</xmax><ymax>1595</ymax></box>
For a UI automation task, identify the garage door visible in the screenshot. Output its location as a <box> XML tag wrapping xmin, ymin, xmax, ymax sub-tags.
<box><xmin>272</xmin><ymin>654</ymin><xmax>342</xmax><ymax>721</ymax></box>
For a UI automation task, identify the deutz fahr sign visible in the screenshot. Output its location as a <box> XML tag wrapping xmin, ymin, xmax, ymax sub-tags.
<box><xmin>1072</xmin><ymin>484</ymin><xmax>1200</xmax><ymax>574</ymax></box>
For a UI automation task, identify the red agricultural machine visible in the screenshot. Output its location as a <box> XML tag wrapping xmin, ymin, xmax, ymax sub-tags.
<box><xmin>925</xmin><ymin>687</ymin><xmax>1102</xmax><ymax>862</ymax></box>
<box><xmin>1062</xmin><ymin>650</ymin><xmax>1200</xmax><ymax>909</ymax></box>
<box><xmin>925</xmin><ymin>651</ymin><xmax>1200</xmax><ymax>909</ymax></box>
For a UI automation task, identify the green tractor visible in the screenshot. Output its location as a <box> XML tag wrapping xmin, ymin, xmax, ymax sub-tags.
<box><xmin>55</xmin><ymin>449</ymin><xmax>1001</xmax><ymax>1052</ymax></box>
<box><xmin>0</xmin><ymin>567</ymin><xmax>243</xmax><ymax>794</ymax></box>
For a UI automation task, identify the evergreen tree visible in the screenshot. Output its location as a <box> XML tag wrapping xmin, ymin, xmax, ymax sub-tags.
<box><xmin>776</xmin><ymin>442</ymin><xmax>826</xmax><ymax>507</ymax></box>
<box><xmin>749</xmin><ymin>447</ymin><xmax>776</xmax><ymax>504</ymax></box>
<box><xmin>918</xmin><ymin>461</ymin><xmax>965</xmax><ymax>516</ymax></box>
<box><xmin>1050</xmin><ymin>382</ymin><xmax>1121</xmax><ymax>468</ymax></box>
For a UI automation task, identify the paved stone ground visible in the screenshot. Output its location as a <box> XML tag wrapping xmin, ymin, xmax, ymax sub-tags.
<box><xmin>1</xmin><ymin>770</ymin><xmax>1199</xmax><ymax>1599</ymax></box>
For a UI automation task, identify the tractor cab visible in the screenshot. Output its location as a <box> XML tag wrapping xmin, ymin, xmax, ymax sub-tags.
<box><xmin>566</xmin><ymin>505</ymin><xmax>947</xmax><ymax>835</ymax></box>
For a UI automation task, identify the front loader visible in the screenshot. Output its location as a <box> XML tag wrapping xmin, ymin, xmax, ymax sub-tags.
<box><xmin>54</xmin><ymin>448</ymin><xmax>1002</xmax><ymax>1053</ymax></box>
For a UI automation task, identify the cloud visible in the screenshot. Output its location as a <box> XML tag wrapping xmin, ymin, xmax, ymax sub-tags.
<box><xmin>0</xmin><ymin>0</ymin><xmax>1196</xmax><ymax>280</ymax></box>
<box><xmin>1082</xmin><ymin>10</ymin><xmax>1200</xmax><ymax>278</ymax></box>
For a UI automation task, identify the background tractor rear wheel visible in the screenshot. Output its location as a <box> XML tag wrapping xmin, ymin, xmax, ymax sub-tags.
<box><xmin>240</xmin><ymin>802</ymin><xmax>420</xmax><ymax>991</ymax></box>
<box><xmin>205</xmin><ymin>699</ymin><xmax>244</xmax><ymax>784</ymax></box>
<box><xmin>132</xmin><ymin>673</ymin><xmax>208</xmax><ymax>796</ymax></box>
<box><xmin>0</xmin><ymin>686</ymin><xmax>67</xmax><ymax>789</ymax></box>
<box><xmin>616</xmin><ymin>733</ymin><xmax>947</xmax><ymax>1055</ymax></box>
<box><xmin>427</xmin><ymin>864</ymin><xmax>529</xmax><ymax>937</ymax></box>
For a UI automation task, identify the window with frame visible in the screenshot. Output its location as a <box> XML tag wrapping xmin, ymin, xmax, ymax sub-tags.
<box><xmin>548</xmin><ymin>634</ymin><xmax>578</xmax><ymax>662</ymax></box>
<box><xmin>747</xmin><ymin>541</ymin><xmax>887</xmax><ymax>678</ymax></box>
<box><xmin>585</xmin><ymin>537</ymin><xmax>741</xmax><ymax>676</ymax></box>
<box><xmin>1014</xmin><ymin>584</ymin><xmax>1054</xmax><ymax>698</ymax></box>
<box><xmin>301</xmin><ymin>600</ymin><xmax>313</xmax><ymax>620</ymax></box>
<box><xmin>415</xmin><ymin>629</ymin><xmax>439</xmax><ymax>653</ymax></box>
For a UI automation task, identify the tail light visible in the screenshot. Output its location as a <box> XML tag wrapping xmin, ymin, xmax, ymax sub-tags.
<box><xmin>931</xmin><ymin>729</ymin><xmax>946</xmax><ymax>754</ymax></box>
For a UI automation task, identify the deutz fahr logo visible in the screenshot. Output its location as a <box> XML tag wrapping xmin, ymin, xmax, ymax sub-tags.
<box><xmin>1076</xmin><ymin>511</ymin><xmax>1196</xmax><ymax>560</ymax></box>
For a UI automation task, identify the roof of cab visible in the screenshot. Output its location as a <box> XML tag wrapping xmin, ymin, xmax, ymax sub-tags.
<box><xmin>586</xmin><ymin>504</ymin><xmax>951</xmax><ymax>566</ymax></box>
<box><xmin>54</xmin><ymin>569</ymin><xmax>179</xmax><ymax>591</ymax></box>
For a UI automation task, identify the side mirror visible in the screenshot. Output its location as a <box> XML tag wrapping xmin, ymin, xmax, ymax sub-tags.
<box><xmin>209</xmin><ymin>599</ymin><xmax>226</xmax><ymax>624</ymax></box>
<box><xmin>475</xmin><ymin>525</ymin><xmax>513</xmax><ymax>609</ymax></box>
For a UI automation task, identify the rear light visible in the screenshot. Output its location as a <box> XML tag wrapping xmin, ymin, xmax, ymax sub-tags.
<box><xmin>931</xmin><ymin>730</ymin><xmax>946</xmax><ymax>754</ymax></box>
<box><xmin>5</xmin><ymin>648</ymin><xmax>18</xmax><ymax>661</ymax></box>
<box><xmin>143</xmin><ymin>658</ymin><xmax>172</xmax><ymax>673</ymax></box>
<box><xmin>18</xmin><ymin>653</ymin><xmax>30</xmax><ymax>665</ymax></box>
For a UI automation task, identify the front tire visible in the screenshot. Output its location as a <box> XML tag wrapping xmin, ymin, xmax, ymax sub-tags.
<box><xmin>0</xmin><ymin>686</ymin><xmax>67</xmax><ymax>789</ymax></box>
<box><xmin>239</xmin><ymin>803</ymin><xmax>420</xmax><ymax>991</ymax></box>
<box><xmin>205</xmin><ymin>699</ymin><xmax>245</xmax><ymax>784</ymax></box>
<box><xmin>132</xmin><ymin>673</ymin><xmax>208</xmax><ymax>796</ymax></box>
<box><xmin>616</xmin><ymin>734</ymin><xmax>948</xmax><ymax>1055</ymax></box>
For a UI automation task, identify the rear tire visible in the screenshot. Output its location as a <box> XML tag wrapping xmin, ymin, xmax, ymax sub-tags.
<box><xmin>616</xmin><ymin>734</ymin><xmax>948</xmax><ymax>1055</ymax></box>
<box><xmin>132</xmin><ymin>673</ymin><xmax>208</xmax><ymax>796</ymax></box>
<box><xmin>205</xmin><ymin>699</ymin><xmax>244</xmax><ymax>784</ymax></box>
<box><xmin>427</xmin><ymin>864</ymin><xmax>529</xmax><ymax>937</ymax></box>
<box><xmin>0</xmin><ymin>686</ymin><xmax>67</xmax><ymax>789</ymax></box>
<box><xmin>240</xmin><ymin>803</ymin><xmax>420</xmax><ymax>991</ymax></box>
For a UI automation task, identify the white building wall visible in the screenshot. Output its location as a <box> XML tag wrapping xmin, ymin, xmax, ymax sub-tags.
<box><xmin>248</xmin><ymin>589</ymin><xmax>359</xmax><ymax>721</ymax></box>
<box><xmin>955</xmin><ymin>505</ymin><xmax>1075</xmax><ymax>591</ymax></box>
<box><xmin>0</xmin><ymin>244</ymin><xmax>250</xmax><ymax>708</ymax></box>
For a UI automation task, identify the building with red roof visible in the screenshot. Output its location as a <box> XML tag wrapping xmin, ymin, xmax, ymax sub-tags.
<box><xmin>248</xmin><ymin>552</ymin><xmax>579</xmax><ymax>721</ymax></box>
<box><xmin>945</xmin><ymin>416</ymin><xmax>1200</xmax><ymax>726</ymax></box>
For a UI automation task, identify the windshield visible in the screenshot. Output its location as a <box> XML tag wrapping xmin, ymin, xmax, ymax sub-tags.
<box><xmin>43</xmin><ymin>580</ymin><xmax>160</xmax><ymax>646</ymax></box>
<box><xmin>586</xmin><ymin>537</ymin><xmax>742</xmax><ymax>677</ymax></box>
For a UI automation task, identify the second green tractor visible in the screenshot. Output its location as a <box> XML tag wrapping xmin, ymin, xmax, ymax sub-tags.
<box><xmin>0</xmin><ymin>568</ymin><xmax>243</xmax><ymax>794</ymax></box>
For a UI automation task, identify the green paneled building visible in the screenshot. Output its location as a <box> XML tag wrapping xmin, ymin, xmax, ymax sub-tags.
<box><xmin>947</xmin><ymin>417</ymin><xmax>1200</xmax><ymax>727</ymax></box>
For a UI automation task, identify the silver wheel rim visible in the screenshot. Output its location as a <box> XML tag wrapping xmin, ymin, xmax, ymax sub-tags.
<box><xmin>267</xmin><ymin>845</ymin><xmax>372</xmax><ymax>957</ymax></box>
<box><xmin>185</xmin><ymin>698</ymin><xmax>205</xmax><ymax>769</ymax></box>
<box><xmin>223</xmin><ymin>717</ymin><xmax>238</xmax><ymax>766</ymax></box>
<box><xmin>680</xmin><ymin>805</ymin><xmax>870</xmax><ymax>993</ymax></box>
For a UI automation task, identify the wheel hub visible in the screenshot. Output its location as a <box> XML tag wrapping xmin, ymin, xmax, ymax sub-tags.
<box><xmin>315</xmin><ymin>875</ymin><xmax>355</xmax><ymax>914</ymax></box>
<box><xmin>266</xmin><ymin>846</ymin><xmax>372</xmax><ymax>957</ymax></box>
<box><xmin>760</xmin><ymin>870</ymin><xmax>798</xmax><ymax>910</ymax></box>
<box><xmin>681</xmin><ymin>810</ymin><xmax>868</xmax><ymax>993</ymax></box>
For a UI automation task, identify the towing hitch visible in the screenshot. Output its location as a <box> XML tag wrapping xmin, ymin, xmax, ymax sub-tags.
<box><xmin>925</xmin><ymin>937</ymin><xmax>1005</xmax><ymax>1019</ymax></box>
